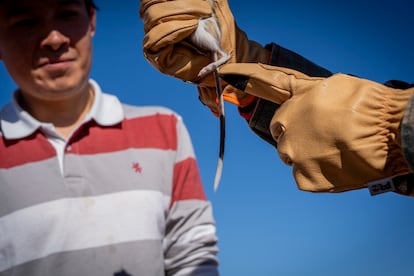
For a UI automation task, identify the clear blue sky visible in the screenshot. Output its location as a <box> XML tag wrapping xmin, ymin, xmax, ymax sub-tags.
<box><xmin>1</xmin><ymin>1</ymin><xmax>414</xmax><ymax>275</ymax></box>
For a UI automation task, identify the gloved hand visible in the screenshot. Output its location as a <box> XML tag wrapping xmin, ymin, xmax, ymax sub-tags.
<box><xmin>220</xmin><ymin>63</ymin><xmax>414</xmax><ymax>195</ymax></box>
<box><xmin>139</xmin><ymin>0</ymin><xmax>269</xmax><ymax>115</ymax></box>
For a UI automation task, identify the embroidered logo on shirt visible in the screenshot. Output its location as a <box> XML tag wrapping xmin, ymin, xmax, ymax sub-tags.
<box><xmin>132</xmin><ymin>162</ymin><xmax>142</xmax><ymax>174</ymax></box>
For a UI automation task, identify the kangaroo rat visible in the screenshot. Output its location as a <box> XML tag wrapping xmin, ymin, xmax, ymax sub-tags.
<box><xmin>190</xmin><ymin>0</ymin><xmax>231</xmax><ymax>78</ymax></box>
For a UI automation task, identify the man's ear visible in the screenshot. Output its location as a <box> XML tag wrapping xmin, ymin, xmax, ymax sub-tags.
<box><xmin>89</xmin><ymin>8</ymin><xmax>97</xmax><ymax>37</ymax></box>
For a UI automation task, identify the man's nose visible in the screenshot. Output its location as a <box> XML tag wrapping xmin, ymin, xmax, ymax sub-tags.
<box><xmin>40</xmin><ymin>30</ymin><xmax>70</xmax><ymax>51</ymax></box>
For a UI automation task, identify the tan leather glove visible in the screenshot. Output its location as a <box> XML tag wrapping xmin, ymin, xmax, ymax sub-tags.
<box><xmin>139</xmin><ymin>0</ymin><xmax>269</xmax><ymax>115</ymax></box>
<box><xmin>220</xmin><ymin>63</ymin><xmax>414</xmax><ymax>195</ymax></box>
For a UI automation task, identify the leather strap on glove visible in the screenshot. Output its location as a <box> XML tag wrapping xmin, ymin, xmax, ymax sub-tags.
<box><xmin>235</xmin><ymin>43</ymin><xmax>333</xmax><ymax>145</ymax></box>
<box><xmin>139</xmin><ymin>0</ymin><xmax>269</xmax><ymax>115</ymax></box>
<box><xmin>220</xmin><ymin>62</ymin><xmax>414</xmax><ymax>195</ymax></box>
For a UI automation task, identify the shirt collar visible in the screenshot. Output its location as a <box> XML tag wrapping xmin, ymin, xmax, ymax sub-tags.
<box><xmin>0</xmin><ymin>79</ymin><xmax>124</xmax><ymax>140</ymax></box>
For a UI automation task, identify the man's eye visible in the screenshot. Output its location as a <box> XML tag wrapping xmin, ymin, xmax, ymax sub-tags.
<box><xmin>60</xmin><ymin>10</ymin><xmax>80</xmax><ymax>19</ymax></box>
<box><xmin>11</xmin><ymin>18</ymin><xmax>37</xmax><ymax>28</ymax></box>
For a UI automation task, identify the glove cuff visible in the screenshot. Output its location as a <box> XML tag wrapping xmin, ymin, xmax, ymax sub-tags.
<box><xmin>266</xmin><ymin>43</ymin><xmax>332</xmax><ymax>77</ymax></box>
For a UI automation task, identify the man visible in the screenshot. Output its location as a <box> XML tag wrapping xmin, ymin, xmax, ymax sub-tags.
<box><xmin>0</xmin><ymin>0</ymin><xmax>219</xmax><ymax>275</ymax></box>
<box><xmin>139</xmin><ymin>0</ymin><xmax>414</xmax><ymax>196</ymax></box>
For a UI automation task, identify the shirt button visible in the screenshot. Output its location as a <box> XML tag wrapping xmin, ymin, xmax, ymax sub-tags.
<box><xmin>66</xmin><ymin>145</ymin><xmax>72</xmax><ymax>152</ymax></box>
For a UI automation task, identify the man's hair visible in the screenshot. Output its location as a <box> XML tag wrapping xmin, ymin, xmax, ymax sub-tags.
<box><xmin>0</xmin><ymin>0</ymin><xmax>99</xmax><ymax>10</ymax></box>
<box><xmin>85</xmin><ymin>0</ymin><xmax>98</xmax><ymax>11</ymax></box>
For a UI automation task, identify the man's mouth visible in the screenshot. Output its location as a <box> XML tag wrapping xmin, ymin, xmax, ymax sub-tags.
<box><xmin>38</xmin><ymin>57</ymin><xmax>75</xmax><ymax>71</ymax></box>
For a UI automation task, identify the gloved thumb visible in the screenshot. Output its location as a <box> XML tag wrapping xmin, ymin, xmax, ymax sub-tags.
<box><xmin>219</xmin><ymin>63</ymin><xmax>318</xmax><ymax>104</ymax></box>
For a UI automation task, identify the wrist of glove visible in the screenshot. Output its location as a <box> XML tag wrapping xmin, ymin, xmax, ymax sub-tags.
<box><xmin>220</xmin><ymin>62</ymin><xmax>414</xmax><ymax>195</ymax></box>
<box><xmin>139</xmin><ymin>0</ymin><xmax>269</xmax><ymax>114</ymax></box>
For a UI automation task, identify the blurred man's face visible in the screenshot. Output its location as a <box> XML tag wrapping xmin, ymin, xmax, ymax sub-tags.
<box><xmin>0</xmin><ymin>0</ymin><xmax>96</xmax><ymax>102</ymax></box>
